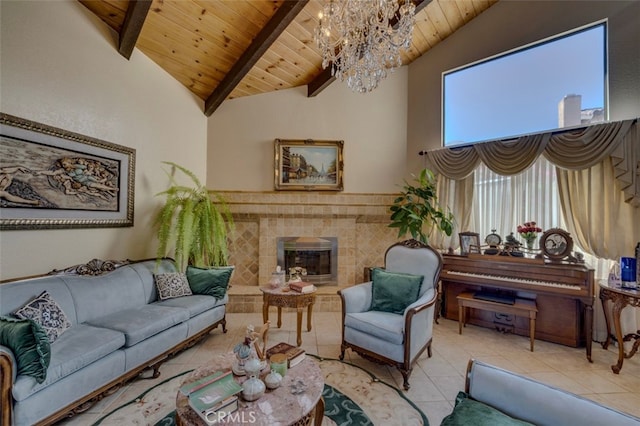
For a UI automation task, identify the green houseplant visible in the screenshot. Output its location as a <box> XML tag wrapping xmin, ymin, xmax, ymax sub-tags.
<box><xmin>154</xmin><ymin>162</ymin><xmax>234</xmax><ymax>271</ymax></box>
<box><xmin>389</xmin><ymin>168</ymin><xmax>454</xmax><ymax>244</ymax></box>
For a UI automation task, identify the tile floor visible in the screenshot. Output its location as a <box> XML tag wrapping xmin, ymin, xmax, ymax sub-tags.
<box><xmin>58</xmin><ymin>311</ymin><xmax>640</xmax><ymax>425</ymax></box>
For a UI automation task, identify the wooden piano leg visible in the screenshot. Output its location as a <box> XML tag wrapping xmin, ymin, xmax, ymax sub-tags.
<box><xmin>458</xmin><ymin>300</ymin><xmax>465</xmax><ymax>334</ymax></box>
<box><xmin>529</xmin><ymin>314</ymin><xmax>536</xmax><ymax>352</ymax></box>
<box><xmin>585</xmin><ymin>304</ymin><xmax>593</xmax><ymax>362</ymax></box>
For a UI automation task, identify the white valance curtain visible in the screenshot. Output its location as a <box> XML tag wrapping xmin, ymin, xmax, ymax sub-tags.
<box><xmin>423</xmin><ymin>118</ymin><xmax>640</xmax><ymax>260</ymax></box>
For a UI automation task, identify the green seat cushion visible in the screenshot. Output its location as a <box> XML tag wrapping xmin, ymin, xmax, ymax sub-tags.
<box><xmin>186</xmin><ymin>266</ymin><xmax>234</xmax><ymax>299</ymax></box>
<box><xmin>0</xmin><ymin>316</ymin><xmax>51</xmax><ymax>383</ymax></box>
<box><xmin>441</xmin><ymin>392</ymin><xmax>534</xmax><ymax>426</ymax></box>
<box><xmin>369</xmin><ymin>268</ymin><xmax>423</xmax><ymax>314</ymax></box>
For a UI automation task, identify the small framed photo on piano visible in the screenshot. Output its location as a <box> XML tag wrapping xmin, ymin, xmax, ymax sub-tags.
<box><xmin>459</xmin><ymin>232</ymin><xmax>481</xmax><ymax>255</ymax></box>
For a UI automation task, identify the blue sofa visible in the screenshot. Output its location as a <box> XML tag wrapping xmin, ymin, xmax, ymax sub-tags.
<box><xmin>441</xmin><ymin>359</ymin><xmax>640</xmax><ymax>425</ymax></box>
<box><xmin>0</xmin><ymin>258</ymin><xmax>228</xmax><ymax>426</ymax></box>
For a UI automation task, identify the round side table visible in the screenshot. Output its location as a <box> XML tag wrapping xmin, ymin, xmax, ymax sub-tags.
<box><xmin>261</xmin><ymin>286</ymin><xmax>317</xmax><ymax>346</ymax></box>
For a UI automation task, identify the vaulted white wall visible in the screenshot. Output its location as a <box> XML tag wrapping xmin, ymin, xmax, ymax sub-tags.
<box><xmin>206</xmin><ymin>70</ymin><xmax>409</xmax><ymax>193</ymax></box>
<box><xmin>0</xmin><ymin>0</ymin><xmax>207</xmax><ymax>279</ymax></box>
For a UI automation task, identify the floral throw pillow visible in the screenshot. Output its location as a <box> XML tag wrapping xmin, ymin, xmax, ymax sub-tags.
<box><xmin>154</xmin><ymin>272</ymin><xmax>193</xmax><ymax>300</ymax></box>
<box><xmin>14</xmin><ymin>290</ymin><xmax>72</xmax><ymax>344</ymax></box>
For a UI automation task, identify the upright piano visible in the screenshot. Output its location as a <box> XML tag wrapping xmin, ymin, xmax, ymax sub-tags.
<box><xmin>440</xmin><ymin>254</ymin><xmax>595</xmax><ymax>361</ymax></box>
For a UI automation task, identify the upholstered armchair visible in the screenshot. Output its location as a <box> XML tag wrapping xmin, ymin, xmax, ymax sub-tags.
<box><xmin>338</xmin><ymin>239</ymin><xmax>443</xmax><ymax>390</ymax></box>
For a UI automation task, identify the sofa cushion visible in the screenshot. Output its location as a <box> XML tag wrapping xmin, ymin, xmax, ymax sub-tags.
<box><xmin>186</xmin><ymin>266</ymin><xmax>234</xmax><ymax>299</ymax></box>
<box><xmin>154</xmin><ymin>273</ymin><xmax>193</xmax><ymax>300</ymax></box>
<box><xmin>154</xmin><ymin>294</ymin><xmax>219</xmax><ymax>318</ymax></box>
<box><xmin>12</xmin><ymin>324</ymin><xmax>125</xmax><ymax>401</ymax></box>
<box><xmin>86</xmin><ymin>305</ymin><xmax>189</xmax><ymax>347</ymax></box>
<box><xmin>62</xmin><ymin>266</ymin><xmax>148</xmax><ymax>324</ymax></box>
<box><xmin>14</xmin><ymin>291</ymin><xmax>71</xmax><ymax>343</ymax></box>
<box><xmin>370</xmin><ymin>268</ymin><xmax>423</xmax><ymax>314</ymax></box>
<box><xmin>442</xmin><ymin>392</ymin><xmax>534</xmax><ymax>426</ymax></box>
<box><xmin>344</xmin><ymin>310</ymin><xmax>404</xmax><ymax>345</ymax></box>
<box><xmin>0</xmin><ymin>316</ymin><xmax>51</xmax><ymax>384</ymax></box>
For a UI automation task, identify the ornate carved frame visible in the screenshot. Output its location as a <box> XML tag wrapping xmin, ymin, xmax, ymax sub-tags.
<box><xmin>0</xmin><ymin>113</ymin><xmax>136</xmax><ymax>230</ymax></box>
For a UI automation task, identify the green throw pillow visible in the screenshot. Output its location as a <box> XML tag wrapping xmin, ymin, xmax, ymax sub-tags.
<box><xmin>186</xmin><ymin>266</ymin><xmax>234</xmax><ymax>299</ymax></box>
<box><xmin>441</xmin><ymin>392</ymin><xmax>534</xmax><ymax>426</ymax></box>
<box><xmin>370</xmin><ymin>268</ymin><xmax>423</xmax><ymax>314</ymax></box>
<box><xmin>0</xmin><ymin>316</ymin><xmax>51</xmax><ymax>383</ymax></box>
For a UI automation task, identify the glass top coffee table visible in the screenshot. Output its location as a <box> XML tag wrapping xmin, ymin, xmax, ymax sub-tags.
<box><xmin>175</xmin><ymin>352</ymin><xmax>324</xmax><ymax>426</ymax></box>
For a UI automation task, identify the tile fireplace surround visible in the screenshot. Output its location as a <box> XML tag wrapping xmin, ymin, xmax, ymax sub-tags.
<box><xmin>221</xmin><ymin>191</ymin><xmax>401</xmax><ymax>313</ymax></box>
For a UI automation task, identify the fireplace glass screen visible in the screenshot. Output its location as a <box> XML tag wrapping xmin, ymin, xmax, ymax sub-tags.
<box><xmin>276</xmin><ymin>237</ymin><xmax>337</xmax><ymax>285</ymax></box>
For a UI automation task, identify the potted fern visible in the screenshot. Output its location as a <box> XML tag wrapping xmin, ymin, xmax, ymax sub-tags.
<box><xmin>154</xmin><ymin>162</ymin><xmax>234</xmax><ymax>271</ymax></box>
<box><xmin>389</xmin><ymin>168</ymin><xmax>454</xmax><ymax>244</ymax></box>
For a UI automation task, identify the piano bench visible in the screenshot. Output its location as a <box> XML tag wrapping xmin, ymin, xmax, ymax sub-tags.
<box><xmin>457</xmin><ymin>291</ymin><xmax>538</xmax><ymax>351</ymax></box>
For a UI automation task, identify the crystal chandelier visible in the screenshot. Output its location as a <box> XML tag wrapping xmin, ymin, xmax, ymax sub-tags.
<box><xmin>315</xmin><ymin>0</ymin><xmax>416</xmax><ymax>93</ymax></box>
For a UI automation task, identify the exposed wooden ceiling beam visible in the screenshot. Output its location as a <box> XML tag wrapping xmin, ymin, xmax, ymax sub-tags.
<box><xmin>307</xmin><ymin>0</ymin><xmax>431</xmax><ymax>97</ymax></box>
<box><xmin>204</xmin><ymin>0</ymin><xmax>310</xmax><ymax>116</ymax></box>
<box><xmin>118</xmin><ymin>0</ymin><xmax>152</xmax><ymax>60</ymax></box>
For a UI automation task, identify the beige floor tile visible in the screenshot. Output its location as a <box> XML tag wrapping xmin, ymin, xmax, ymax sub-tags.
<box><xmin>414</xmin><ymin>401</ymin><xmax>454</xmax><ymax>426</ymax></box>
<box><xmin>430</xmin><ymin>375</ymin><xmax>466</xmax><ymax>401</ymax></box>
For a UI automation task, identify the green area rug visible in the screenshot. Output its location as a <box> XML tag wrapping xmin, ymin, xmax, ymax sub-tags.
<box><xmin>93</xmin><ymin>355</ymin><xmax>428</xmax><ymax>425</ymax></box>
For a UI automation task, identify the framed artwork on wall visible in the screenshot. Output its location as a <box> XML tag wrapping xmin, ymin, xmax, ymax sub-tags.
<box><xmin>274</xmin><ymin>139</ymin><xmax>344</xmax><ymax>191</ymax></box>
<box><xmin>0</xmin><ymin>113</ymin><xmax>136</xmax><ymax>230</ymax></box>
<box><xmin>459</xmin><ymin>231</ymin><xmax>481</xmax><ymax>255</ymax></box>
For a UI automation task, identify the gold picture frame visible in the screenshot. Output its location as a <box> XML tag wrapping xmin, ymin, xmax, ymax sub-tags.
<box><xmin>274</xmin><ymin>139</ymin><xmax>344</xmax><ymax>191</ymax></box>
<box><xmin>459</xmin><ymin>232</ymin><xmax>481</xmax><ymax>255</ymax></box>
<box><xmin>0</xmin><ymin>113</ymin><xmax>135</xmax><ymax>230</ymax></box>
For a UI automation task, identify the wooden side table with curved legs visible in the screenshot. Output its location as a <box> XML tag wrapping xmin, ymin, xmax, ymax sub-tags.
<box><xmin>261</xmin><ymin>286</ymin><xmax>317</xmax><ymax>347</ymax></box>
<box><xmin>599</xmin><ymin>280</ymin><xmax>640</xmax><ymax>374</ymax></box>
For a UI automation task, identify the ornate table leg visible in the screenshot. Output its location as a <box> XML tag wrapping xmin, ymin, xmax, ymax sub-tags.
<box><xmin>263</xmin><ymin>294</ymin><xmax>269</xmax><ymax>325</ymax></box>
<box><xmin>313</xmin><ymin>396</ymin><xmax>325</xmax><ymax>426</ymax></box>
<box><xmin>307</xmin><ymin>301</ymin><xmax>314</xmax><ymax>332</ymax></box>
<box><xmin>611</xmin><ymin>296</ymin><xmax>628</xmax><ymax>374</ymax></box>
<box><xmin>277</xmin><ymin>307</ymin><xmax>282</xmax><ymax>328</ymax></box>
<box><xmin>296</xmin><ymin>306</ymin><xmax>303</xmax><ymax>347</ymax></box>
<box><xmin>600</xmin><ymin>290</ymin><xmax>613</xmax><ymax>350</ymax></box>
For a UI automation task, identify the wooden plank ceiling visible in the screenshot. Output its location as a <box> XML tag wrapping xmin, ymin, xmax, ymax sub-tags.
<box><xmin>79</xmin><ymin>0</ymin><xmax>498</xmax><ymax>115</ymax></box>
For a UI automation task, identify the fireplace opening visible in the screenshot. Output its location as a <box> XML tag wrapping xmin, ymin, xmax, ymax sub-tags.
<box><xmin>276</xmin><ymin>237</ymin><xmax>337</xmax><ymax>285</ymax></box>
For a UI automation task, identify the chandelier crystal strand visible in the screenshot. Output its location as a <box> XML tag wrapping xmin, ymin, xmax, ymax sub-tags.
<box><xmin>315</xmin><ymin>0</ymin><xmax>416</xmax><ymax>93</ymax></box>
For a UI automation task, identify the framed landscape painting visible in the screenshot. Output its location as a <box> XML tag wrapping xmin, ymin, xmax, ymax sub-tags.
<box><xmin>274</xmin><ymin>139</ymin><xmax>344</xmax><ymax>191</ymax></box>
<box><xmin>0</xmin><ymin>113</ymin><xmax>135</xmax><ymax>230</ymax></box>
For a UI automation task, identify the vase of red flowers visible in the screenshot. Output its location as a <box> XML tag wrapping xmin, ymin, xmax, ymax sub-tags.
<box><xmin>517</xmin><ymin>221</ymin><xmax>542</xmax><ymax>250</ymax></box>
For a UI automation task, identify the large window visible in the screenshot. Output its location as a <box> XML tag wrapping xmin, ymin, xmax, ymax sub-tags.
<box><xmin>443</xmin><ymin>21</ymin><xmax>607</xmax><ymax>148</ymax></box>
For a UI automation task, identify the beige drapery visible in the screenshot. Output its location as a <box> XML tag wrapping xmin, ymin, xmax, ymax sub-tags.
<box><xmin>558</xmin><ymin>157</ymin><xmax>639</xmax><ymax>260</ymax></box>
<box><xmin>423</xmin><ymin>118</ymin><xmax>639</xmax><ymax>258</ymax></box>
<box><xmin>428</xmin><ymin>174</ymin><xmax>475</xmax><ymax>250</ymax></box>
